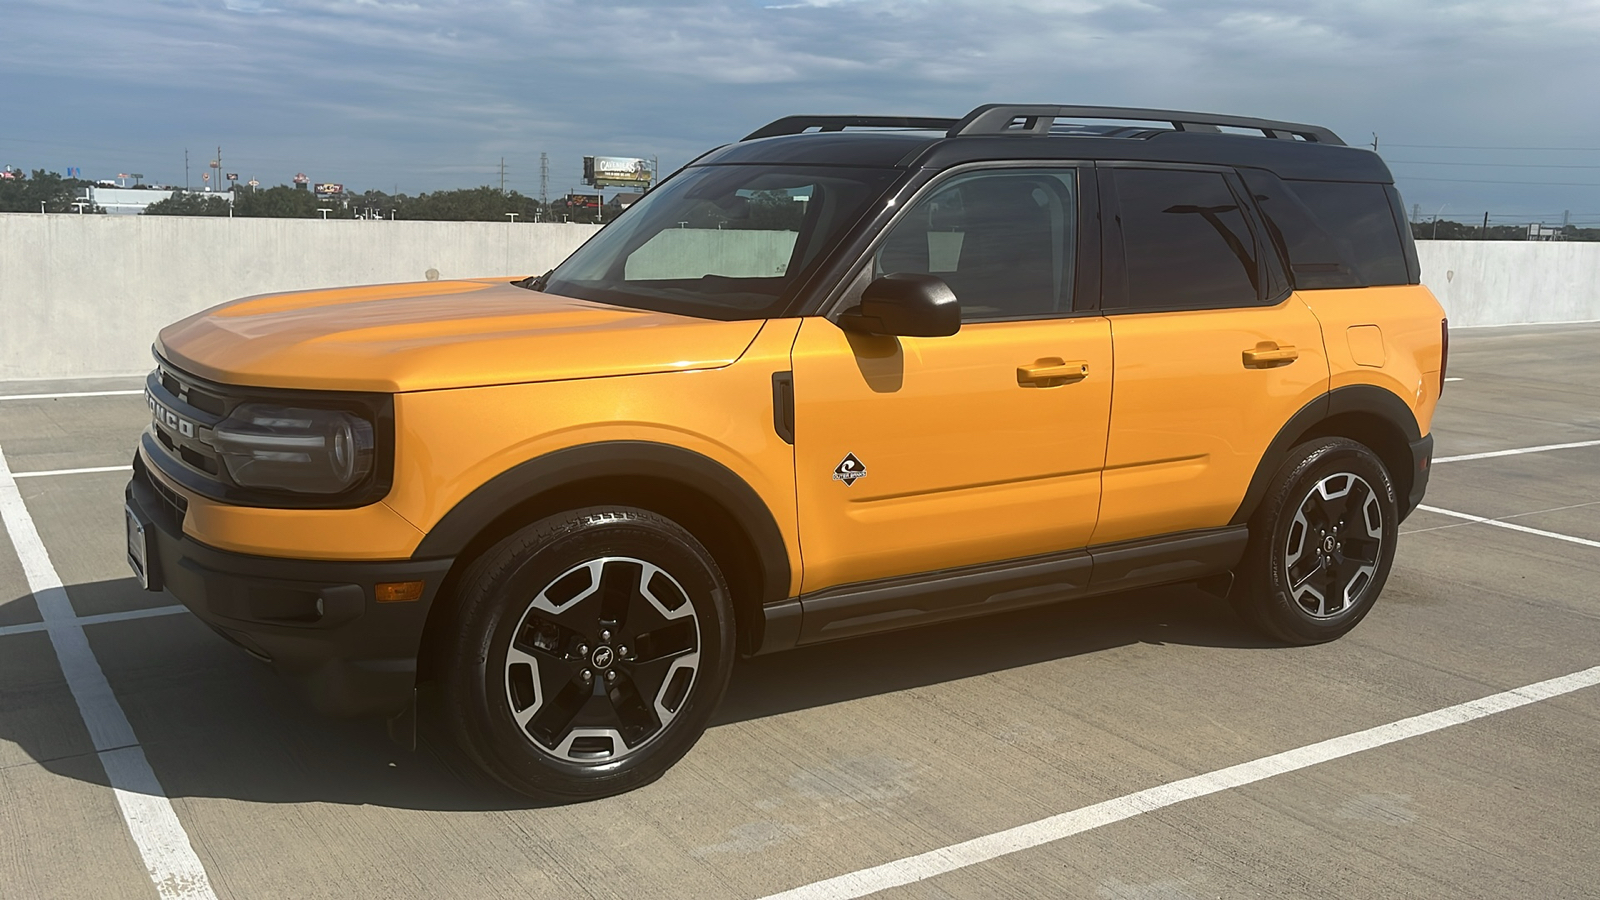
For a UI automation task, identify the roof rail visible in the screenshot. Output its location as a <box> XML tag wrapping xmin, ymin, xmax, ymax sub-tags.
<box><xmin>947</xmin><ymin>104</ymin><xmax>1345</xmax><ymax>145</ymax></box>
<box><xmin>743</xmin><ymin>115</ymin><xmax>958</xmax><ymax>141</ymax></box>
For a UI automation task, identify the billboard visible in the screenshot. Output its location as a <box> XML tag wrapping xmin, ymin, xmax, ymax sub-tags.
<box><xmin>314</xmin><ymin>183</ymin><xmax>344</xmax><ymax>196</ymax></box>
<box><xmin>583</xmin><ymin>156</ymin><xmax>652</xmax><ymax>189</ymax></box>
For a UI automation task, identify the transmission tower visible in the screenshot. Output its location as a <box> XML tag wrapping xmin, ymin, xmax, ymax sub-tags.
<box><xmin>539</xmin><ymin>152</ymin><xmax>549</xmax><ymax>209</ymax></box>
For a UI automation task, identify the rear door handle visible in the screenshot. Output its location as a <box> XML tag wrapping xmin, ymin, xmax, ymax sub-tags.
<box><xmin>1017</xmin><ymin>358</ymin><xmax>1089</xmax><ymax>387</ymax></box>
<box><xmin>1242</xmin><ymin>342</ymin><xmax>1298</xmax><ymax>368</ymax></box>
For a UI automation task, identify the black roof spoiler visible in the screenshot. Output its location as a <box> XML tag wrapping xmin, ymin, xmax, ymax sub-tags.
<box><xmin>744</xmin><ymin>104</ymin><xmax>1344</xmax><ymax>146</ymax></box>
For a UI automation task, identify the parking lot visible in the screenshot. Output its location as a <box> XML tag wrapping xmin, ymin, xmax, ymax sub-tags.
<box><xmin>2</xmin><ymin>322</ymin><xmax>1598</xmax><ymax>900</ymax></box>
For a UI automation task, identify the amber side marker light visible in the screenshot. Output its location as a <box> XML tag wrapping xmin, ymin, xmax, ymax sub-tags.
<box><xmin>375</xmin><ymin>581</ymin><xmax>425</xmax><ymax>602</ymax></box>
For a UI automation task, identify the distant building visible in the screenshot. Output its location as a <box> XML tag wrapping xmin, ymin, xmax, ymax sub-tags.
<box><xmin>1527</xmin><ymin>224</ymin><xmax>1566</xmax><ymax>242</ymax></box>
<box><xmin>78</xmin><ymin>186</ymin><xmax>233</xmax><ymax>215</ymax></box>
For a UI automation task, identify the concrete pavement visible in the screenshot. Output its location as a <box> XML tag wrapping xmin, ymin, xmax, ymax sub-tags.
<box><xmin>1</xmin><ymin>323</ymin><xmax>1597</xmax><ymax>899</ymax></box>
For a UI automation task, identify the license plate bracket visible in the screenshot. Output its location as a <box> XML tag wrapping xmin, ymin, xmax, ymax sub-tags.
<box><xmin>125</xmin><ymin>504</ymin><xmax>161</xmax><ymax>592</ymax></box>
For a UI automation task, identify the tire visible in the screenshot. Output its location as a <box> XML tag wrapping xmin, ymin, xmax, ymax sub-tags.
<box><xmin>440</xmin><ymin>507</ymin><xmax>735</xmax><ymax>801</ymax></box>
<box><xmin>1232</xmin><ymin>437</ymin><xmax>1399</xmax><ymax>645</ymax></box>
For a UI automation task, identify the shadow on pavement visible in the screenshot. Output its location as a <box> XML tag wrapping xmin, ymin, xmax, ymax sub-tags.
<box><xmin>1</xmin><ymin>577</ymin><xmax>1277</xmax><ymax>812</ymax></box>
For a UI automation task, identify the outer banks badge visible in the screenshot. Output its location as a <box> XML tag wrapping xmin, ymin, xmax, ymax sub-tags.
<box><xmin>833</xmin><ymin>453</ymin><xmax>867</xmax><ymax>487</ymax></box>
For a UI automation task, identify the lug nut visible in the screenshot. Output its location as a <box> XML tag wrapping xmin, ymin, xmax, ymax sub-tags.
<box><xmin>580</xmin><ymin>670</ymin><xmax>593</xmax><ymax>683</ymax></box>
<box><xmin>617</xmin><ymin>646</ymin><xmax>628</xmax><ymax>658</ymax></box>
<box><xmin>600</xmin><ymin>630</ymin><xmax>612</xmax><ymax>642</ymax></box>
<box><xmin>577</xmin><ymin>644</ymin><xmax>589</xmax><ymax>657</ymax></box>
<box><xmin>605</xmin><ymin>670</ymin><xmax>617</xmax><ymax>683</ymax></box>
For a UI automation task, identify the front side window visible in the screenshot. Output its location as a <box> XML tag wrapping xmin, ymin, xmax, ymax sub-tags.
<box><xmin>542</xmin><ymin>165</ymin><xmax>902</xmax><ymax>320</ymax></box>
<box><xmin>870</xmin><ymin>168</ymin><xmax>1078</xmax><ymax>320</ymax></box>
<box><xmin>1111</xmin><ymin>168</ymin><xmax>1260</xmax><ymax>311</ymax></box>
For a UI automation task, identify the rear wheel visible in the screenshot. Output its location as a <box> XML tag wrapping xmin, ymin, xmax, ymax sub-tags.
<box><xmin>1233</xmin><ymin>438</ymin><xmax>1398</xmax><ymax>644</ymax></box>
<box><xmin>441</xmin><ymin>507</ymin><xmax>734</xmax><ymax>801</ymax></box>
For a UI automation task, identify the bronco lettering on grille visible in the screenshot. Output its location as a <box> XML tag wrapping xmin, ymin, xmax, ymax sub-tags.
<box><xmin>146</xmin><ymin>390</ymin><xmax>197</xmax><ymax>439</ymax></box>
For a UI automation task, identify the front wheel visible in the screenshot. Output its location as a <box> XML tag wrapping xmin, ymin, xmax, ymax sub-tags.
<box><xmin>440</xmin><ymin>507</ymin><xmax>735</xmax><ymax>801</ymax></box>
<box><xmin>1232</xmin><ymin>438</ymin><xmax>1399</xmax><ymax>645</ymax></box>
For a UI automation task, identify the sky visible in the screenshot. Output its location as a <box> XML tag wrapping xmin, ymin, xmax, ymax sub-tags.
<box><xmin>4</xmin><ymin>0</ymin><xmax>1599</xmax><ymax>227</ymax></box>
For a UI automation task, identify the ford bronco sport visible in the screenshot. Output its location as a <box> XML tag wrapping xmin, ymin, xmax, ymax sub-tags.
<box><xmin>126</xmin><ymin>104</ymin><xmax>1446</xmax><ymax>800</ymax></box>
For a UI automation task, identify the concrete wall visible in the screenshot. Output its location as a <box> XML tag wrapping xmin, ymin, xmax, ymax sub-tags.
<box><xmin>0</xmin><ymin>214</ymin><xmax>601</xmax><ymax>380</ymax></box>
<box><xmin>1418</xmin><ymin>241</ymin><xmax>1600</xmax><ymax>328</ymax></box>
<box><xmin>2</xmin><ymin>214</ymin><xmax>1596</xmax><ymax>381</ymax></box>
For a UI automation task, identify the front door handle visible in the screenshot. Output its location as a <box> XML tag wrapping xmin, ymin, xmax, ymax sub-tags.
<box><xmin>1242</xmin><ymin>342</ymin><xmax>1299</xmax><ymax>368</ymax></box>
<box><xmin>1017</xmin><ymin>358</ymin><xmax>1089</xmax><ymax>387</ymax></box>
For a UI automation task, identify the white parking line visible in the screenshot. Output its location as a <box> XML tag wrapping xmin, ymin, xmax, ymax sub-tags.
<box><xmin>758</xmin><ymin>664</ymin><xmax>1600</xmax><ymax>900</ymax></box>
<box><xmin>1434</xmin><ymin>439</ymin><xmax>1600</xmax><ymax>464</ymax></box>
<box><xmin>0</xmin><ymin>443</ymin><xmax>217</xmax><ymax>900</ymax></box>
<box><xmin>1416</xmin><ymin>504</ymin><xmax>1600</xmax><ymax>550</ymax></box>
<box><xmin>14</xmin><ymin>464</ymin><xmax>133</xmax><ymax>479</ymax></box>
<box><xmin>0</xmin><ymin>389</ymin><xmax>143</xmax><ymax>401</ymax></box>
<box><xmin>0</xmin><ymin>604</ymin><xmax>191</xmax><ymax>638</ymax></box>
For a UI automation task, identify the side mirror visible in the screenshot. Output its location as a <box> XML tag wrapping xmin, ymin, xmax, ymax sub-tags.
<box><xmin>837</xmin><ymin>273</ymin><xmax>960</xmax><ymax>338</ymax></box>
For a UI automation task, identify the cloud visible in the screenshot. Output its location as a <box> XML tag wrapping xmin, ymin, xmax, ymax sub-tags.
<box><xmin>2</xmin><ymin>0</ymin><xmax>1597</xmax><ymax>218</ymax></box>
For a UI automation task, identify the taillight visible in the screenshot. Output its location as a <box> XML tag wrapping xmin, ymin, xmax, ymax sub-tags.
<box><xmin>1439</xmin><ymin>318</ymin><xmax>1449</xmax><ymax>396</ymax></box>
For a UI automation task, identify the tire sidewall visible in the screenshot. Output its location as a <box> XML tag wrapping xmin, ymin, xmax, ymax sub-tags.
<box><xmin>1252</xmin><ymin>439</ymin><xmax>1399</xmax><ymax>643</ymax></box>
<box><xmin>446</xmin><ymin>509</ymin><xmax>735</xmax><ymax>800</ymax></box>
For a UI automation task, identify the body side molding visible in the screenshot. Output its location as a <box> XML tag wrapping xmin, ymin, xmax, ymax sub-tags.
<box><xmin>758</xmin><ymin>525</ymin><xmax>1248</xmax><ymax>653</ymax></box>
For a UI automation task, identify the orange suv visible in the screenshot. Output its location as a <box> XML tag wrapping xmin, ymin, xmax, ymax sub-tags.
<box><xmin>125</xmin><ymin>104</ymin><xmax>1446</xmax><ymax>800</ymax></box>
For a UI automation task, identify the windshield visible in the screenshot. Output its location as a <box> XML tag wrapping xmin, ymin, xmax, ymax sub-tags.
<box><xmin>541</xmin><ymin>165</ymin><xmax>903</xmax><ymax>320</ymax></box>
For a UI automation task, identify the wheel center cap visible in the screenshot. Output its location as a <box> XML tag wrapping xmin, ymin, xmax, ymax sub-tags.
<box><xmin>590</xmin><ymin>645</ymin><xmax>615</xmax><ymax>670</ymax></box>
<box><xmin>1323</xmin><ymin>535</ymin><xmax>1337</xmax><ymax>554</ymax></box>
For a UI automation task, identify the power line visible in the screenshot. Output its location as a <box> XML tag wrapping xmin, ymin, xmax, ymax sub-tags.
<box><xmin>1400</xmin><ymin>176</ymin><xmax>1600</xmax><ymax>187</ymax></box>
<box><xmin>1385</xmin><ymin>143</ymin><xmax>1600</xmax><ymax>151</ymax></box>
<box><xmin>1388</xmin><ymin>160</ymin><xmax>1600</xmax><ymax>169</ymax></box>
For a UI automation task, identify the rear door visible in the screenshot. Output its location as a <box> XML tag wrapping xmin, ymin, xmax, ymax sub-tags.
<box><xmin>1091</xmin><ymin>164</ymin><xmax>1329</xmax><ymax>546</ymax></box>
<box><xmin>790</xmin><ymin>165</ymin><xmax>1113</xmax><ymax>595</ymax></box>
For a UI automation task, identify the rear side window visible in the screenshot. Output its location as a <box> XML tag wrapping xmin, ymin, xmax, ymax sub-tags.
<box><xmin>1109</xmin><ymin>168</ymin><xmax>1259</xmax><ymax>311</ymax></box>
<box><xmin>1240</xmin><ymin>170</ymin><xmax>1409</xmax><ymax>289</ymax></box>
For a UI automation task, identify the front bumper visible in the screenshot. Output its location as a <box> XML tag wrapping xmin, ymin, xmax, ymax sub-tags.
<box><xmin>126</xmin><ymin>458</ymin><xmax>453</xmax><ymax>717</ymax></box>
<box><xmin>1402</xmin><ymin>433</ymin><xmax>1434</xmax><ymax>522</ymax></box>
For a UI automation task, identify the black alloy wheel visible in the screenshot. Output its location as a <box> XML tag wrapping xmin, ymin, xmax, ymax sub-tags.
<box><xmin>441</xmin><ymin>507</ymin><xmax>734</xmax><ymax>801</ymax></box>
<box><xmin>1233</xmin><ymin>437</ymin><xmax>1399</xmax><ymax>645</ymax></box>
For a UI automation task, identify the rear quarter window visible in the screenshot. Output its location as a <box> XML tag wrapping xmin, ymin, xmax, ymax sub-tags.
<box><xmin>1240</xmin><ymin>171</ymin><xmax>1410</xmax><ymax>289</ymax></box>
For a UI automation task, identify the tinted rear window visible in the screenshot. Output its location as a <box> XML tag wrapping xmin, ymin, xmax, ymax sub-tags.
<box><xmin>1110</xmin><ymin>168</ymin><xmax>1260</xmax><ymax>311</ymax></box>
<box><xmin>1240</xmin><ymin>171</ymin><xmax>1409</xmax><ymax>289</ymax></box>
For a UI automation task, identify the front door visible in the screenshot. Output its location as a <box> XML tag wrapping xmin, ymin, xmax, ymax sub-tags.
<box><xmin>790</xmin><ymin>167</ymin><xmax>1113</xmax><ymax>595</ymax></box>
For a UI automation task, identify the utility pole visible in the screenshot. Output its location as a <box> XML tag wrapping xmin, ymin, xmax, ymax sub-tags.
<box><xmin>1481</xmin><ymin>212</ymin><xmax>1489</xmax><ymax>240</ymax></box>
<box><xmin>1371</xmin><ymin>132</ymin><xmax>1378</xmax><ymax>152</ymax></box>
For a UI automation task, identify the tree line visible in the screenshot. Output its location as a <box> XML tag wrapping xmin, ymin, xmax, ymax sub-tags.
<box><xmin>4</xmin><ymin>168</ymin><xmax>1595</xmax><ymax>237</ymax></box>
<box><xmin>0</xmin><ymin>170</ymin><xmax>98</xmax><ymax>212</ymax></box>
<box><xmin>142</xmin><ymin>185</ymin><xmax>611</xmax><ymax>223</ymax></box>
<box><xmin>0</xmin><ymin>170</ymin><xmax>614</xmax><ymax>222</ymax></box>
<box><xmin>1409</xmin><ymin>220</ymin><xmax>1598</xmax><ymax>242</ymax></box>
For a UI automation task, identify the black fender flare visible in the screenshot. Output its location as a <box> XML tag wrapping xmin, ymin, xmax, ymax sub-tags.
<box><xmin>410</xmin><ymin>441</ymin><xmax>792</xmax><ymax>608</ymax></box>
<box><xmin>1229</xmin><ymin>385</ymin><xmax>1422</xmax><ymax>526</ymax></box>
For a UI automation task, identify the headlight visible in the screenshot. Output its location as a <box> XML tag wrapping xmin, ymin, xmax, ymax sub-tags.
<box><xmin>212</xmin><ymin>403</ymin><xmax>375</xmax><ymax>494</ymax></box>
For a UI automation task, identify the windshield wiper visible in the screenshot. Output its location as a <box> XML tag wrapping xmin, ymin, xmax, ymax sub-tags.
<box><xmin>512</xmin><ymin>270</ymin><xmax>552</xmax><ymax>292</ymax></box>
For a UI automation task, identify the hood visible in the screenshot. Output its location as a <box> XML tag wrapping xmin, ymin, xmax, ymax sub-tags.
<box><xmin>156</xmin><ymin>280</ymin><xmax>766</xmax><ymax>392</ymax></box>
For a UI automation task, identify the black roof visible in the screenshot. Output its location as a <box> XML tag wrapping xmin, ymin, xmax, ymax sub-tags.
<box><xmin>694</xmin><ymin>104</ymin><xmax>1393</xmax><ymax>184</ymax></box>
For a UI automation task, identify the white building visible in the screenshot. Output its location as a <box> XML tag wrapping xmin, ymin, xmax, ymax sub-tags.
<box><xmin>78</xmin><ymin>186</ymin><xmax>233</xmax><ymax>215</ymax></box>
